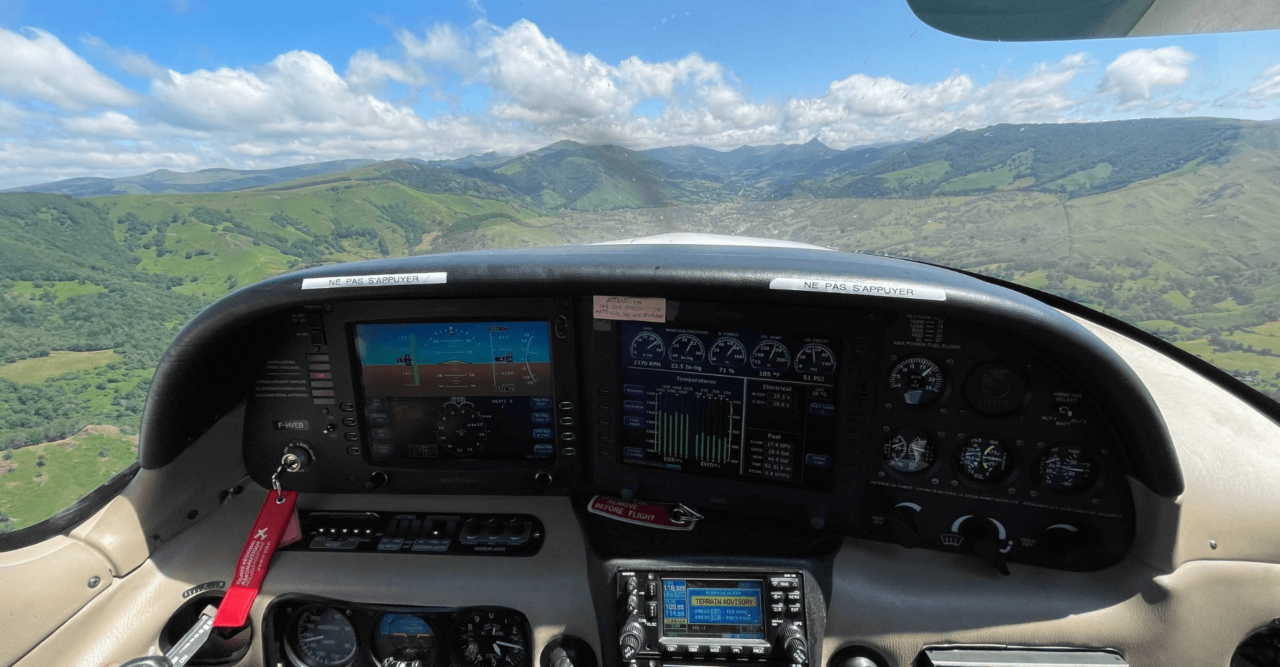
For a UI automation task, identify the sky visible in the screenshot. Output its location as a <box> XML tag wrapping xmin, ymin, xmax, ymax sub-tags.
<box><xmin>0</xmin><ymin>0</ymin><xmax>1279</xmax><ymax>189</ymax></box>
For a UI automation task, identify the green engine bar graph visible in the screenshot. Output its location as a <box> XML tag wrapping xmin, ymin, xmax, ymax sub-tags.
<box><xmin>650</xmin><ymin>388</ymin><xmax>736</xmax><ymax>463</ymax></box>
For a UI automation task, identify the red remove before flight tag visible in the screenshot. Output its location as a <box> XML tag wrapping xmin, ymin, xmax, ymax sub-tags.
<box><xmin>213</xmin><ymin>490</ymin><xmax>298</xmax><ymax>628</ymax></box>
<box><xmin>587</xmin><ymin>495</ymin><xmax>699</xmax><ymax>531</ymax></box>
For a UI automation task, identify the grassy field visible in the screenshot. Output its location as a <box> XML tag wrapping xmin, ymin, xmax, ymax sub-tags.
<box><xmin>0</xmin><ymin>350</ymin><xmax>121</xmax><ymax>384</ymax></box>
<box><xmin>0</xmin><ymin>426</ymin><xmax>137</xmax><ymax>531</ymax></box>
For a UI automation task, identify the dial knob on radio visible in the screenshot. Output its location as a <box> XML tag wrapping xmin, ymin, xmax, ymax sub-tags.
<box><xmin>781</xmin><ymin>624</ymin><xmax>808</xmax><ymax>665</ymax></box>
<box><xmin>618</xmin><ymin>614</ymin><xmax>644</xmax><ymax>660</ymax></box>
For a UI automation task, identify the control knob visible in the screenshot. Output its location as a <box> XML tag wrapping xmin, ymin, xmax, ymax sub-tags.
<box><xmin>780</xmin><ymin>624</ymin><xmax>809</xmax><ymax>665</ymax></box>
<box><xmin>618</xmin><ymin>613</ymin><xmax>644</xmax><ymax>660</ymax></box>
<box><xmin>1038</xmin><ymin>523</ymin><xmax>1105</xmax><ymax>568</ymax></box>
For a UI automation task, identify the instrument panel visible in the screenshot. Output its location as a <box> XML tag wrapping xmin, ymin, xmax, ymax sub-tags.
<box><xmin>242</xmin><ymin>294</ymin><xmax>1135</xmax><ymax>572</ymax></box>
<box><xmin>264</xmin><ymin>597</ymin><xmax>532</xmax><ymax>667</ymax></box>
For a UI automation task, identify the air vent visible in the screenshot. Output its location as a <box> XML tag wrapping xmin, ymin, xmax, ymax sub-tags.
<box><xmin>921</xmin><ymin>648</ymin><xmax>1127</xmax><ymax>667</ymax></box>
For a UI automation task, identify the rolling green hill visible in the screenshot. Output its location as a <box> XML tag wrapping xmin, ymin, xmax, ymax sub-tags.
<box><xmin>7</xmin><ymin>159</ymin><xmax>377</xmax><ymax>198</ymax></box>
<box><xmin>772</xmin><ymin>117</ymin><xmax>1252</xmax><ymax>200</ymax></box>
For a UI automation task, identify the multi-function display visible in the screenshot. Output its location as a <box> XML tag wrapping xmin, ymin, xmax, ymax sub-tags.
<box><xmin>619</xmin><ymin>322</ymin><xmax>839</xmax><ymax>488</ymax></box>
<box><xmin>354</xmin><ymin>321</ymin><xmax>555</xmax><ymax>462</ymax></box>
<box><xmin>661</xmin><ymin>579</ymin><xmax>766</xmax><ymax>640</ymax></box>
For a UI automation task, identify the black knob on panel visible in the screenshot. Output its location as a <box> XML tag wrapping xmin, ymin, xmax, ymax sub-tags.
<box><xmin>956</xmin><ymin>515</ymin><xmax>1011</xmax><ymax>576</ymax></box>
<box><xmin>1038</xmin><ymin>523</ymin><xmax>1106</xmax><ymax>568</ymax></box>
<box><xmin>365</xmin><ymin>470</ymin><xmax>388</xmax><ymax>490</ymax></box>
<box><xmin>532</xmin><ymin>470</ymin><xmax>554</xmax><ymax>493</ymax></box>
<box><xmin>886</xmin><ymin>502</ymin><xmax>924</xmax><ymax>549</ymax></box>
<box><xmin>618</xmin><ymin>614</ymin><xmax>644</xmax><ymax>661</ymax></box>
<box><xmin>780</xmin><ymin>624</ymin><xmax>808</xmax><ymax>665</ymax></box>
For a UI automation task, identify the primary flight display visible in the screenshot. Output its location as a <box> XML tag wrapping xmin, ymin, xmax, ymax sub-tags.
<box><xmin>354</xmin><ymin>321</ymin><xmax>556</xmax><ymax>462</ymax></box>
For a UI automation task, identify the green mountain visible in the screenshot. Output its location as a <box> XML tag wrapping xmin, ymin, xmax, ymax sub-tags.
<box><xmin>775</xmin><ymin>117</ymin><xmax>1252</xmax><ymax>200</ymax></box>
<box><xmin>458</xmin><ymin>140</ymin><xmax>730</xmax><ymax>210</ymax></box>
<box><xmin>6</xmin><ymin>159</ymin><xmax>378</xmax><ymax>198</ymax></box>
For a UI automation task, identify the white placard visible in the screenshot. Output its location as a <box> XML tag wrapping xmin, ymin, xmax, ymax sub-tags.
<box><xmin>300</xmin><ymin>272</ymin><xmax>447</xmax><ymax>290</ymax></box>
<box><xmin>592</xmin><ymin>295</ymin><xmax>667</xmax><ymax>322</ymax></box>
<box><xmin>769</xmin><ymin>276</ymin><xmax>946</xmax><ymax>301</ymax></box>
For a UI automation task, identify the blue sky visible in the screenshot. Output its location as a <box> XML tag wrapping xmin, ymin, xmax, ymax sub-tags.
<box><xmin>0</xmin><ymin>0</ymin><xmax>1278</xmax><ymax>188</ymax></box>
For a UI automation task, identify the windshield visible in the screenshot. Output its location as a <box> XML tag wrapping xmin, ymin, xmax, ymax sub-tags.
<box><xmin>1</xmin><ymin>1</ymin><xmax>1279</xmax><ymax>530</ymax></box>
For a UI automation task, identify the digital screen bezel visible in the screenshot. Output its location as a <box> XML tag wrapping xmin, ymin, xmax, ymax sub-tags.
<box><xmin>659</xmin><ymin>578</ymin><xmax>767</xmax><ymax>641</ymax></box>
<box><xmin>347</xmin><ymin>317</ymin><xmax>558</xmax><ymax>469</ymax></box>
<box><xmin>616</xmin><ymin>321</ymin><xmax>841</xmax><ymax>490</ymax></box>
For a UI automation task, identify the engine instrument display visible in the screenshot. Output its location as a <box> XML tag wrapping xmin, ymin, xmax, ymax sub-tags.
<box><xmin>354</xmin><ymin>321</ymin><xmax>555</xmax><ymax>462</ymax></box>
<box><xmin>955</xmin><ymin>434</ymin><xmax>1016</xmax><ymax>484</ymax></box>
<box><xmin>661</xmin><ymin>579</ymin><xmax>766</xmax><ymax>640</ymax></box>
<box><xmin>881</xmin><ymin>426</ymin><xmax>936</xmax><ymax>474</ymax></box>
<box><xmin>618</xmin><ymin>323</ymin><xmax>839</xmax><ymax>488</ymax></box>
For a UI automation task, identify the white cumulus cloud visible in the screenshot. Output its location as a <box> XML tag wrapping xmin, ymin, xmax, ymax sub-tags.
<box><xmin>1099</xmin><ymin>46</ymin><xmax>1194</xmax><ymax>110</ymax></box>
<box><xmin>0</xmin><ymin>27</ymin><xmax>137</xmax><ymax>110</ymax></box>
<box><xmin>1248</xmin><ymin>62</ymin><xmax>1280</xmax><ymax>102</ymax></box>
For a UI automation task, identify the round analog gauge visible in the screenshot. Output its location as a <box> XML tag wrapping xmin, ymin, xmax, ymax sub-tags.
<box><xmin>286</xmin><ymin>606</ymin><xmax>358</xmax><ymax>667</ymax></box>
<box><xmin>451</xmin><ymin>610</ymin><xmax>529</xmax><ymax>667</ymax></box>
<box><xmin>963</xmin><ymin>362</ymin><xmax>1031</xmax><ymax>416</ymax></box>
<box><xmin>881</xmin><ymin>426</ymin><xmax>936</xmax><ymax>474</ymax></box>
<box><xmin>955</xmin><ymin>434</ymin><xmax>1017</xmax><ymax>484</ymax></box>
<box><xmin>374</xmin><ymin>614</ymin><xmax>436</xmax><ymax>666</ymax></box>
<box><xmin>628</xmin><ymin>332</ymin><xmax>665</xmax><ymax>361</ymax></box>
<box><xmin>668</xmin><ymin>334</ymin><xmax>706</xmax><ymax>363</ymax></box>
<box><xmin>708</xmin><ymin>337</ymin><xmax>748</xmax><ymax>367</ymax></box>
<box><xmin>1036</xmin><ymin>444</ymin><xmax>1100</xmax><ymax>494</ymax></box>
<box><xmin>888</xmin><ymin>357</ymin><xmax>947</xmax><ymax>406</ymax></box>
<box><xmin>750</xmin><ymin>340</ymin><xmax>791</xmax><ymax>371</ymax></box>
<box><xmin>794</xmin><ymin>344</ymin><xmax>837</xmax><ymax>375</ymax></box>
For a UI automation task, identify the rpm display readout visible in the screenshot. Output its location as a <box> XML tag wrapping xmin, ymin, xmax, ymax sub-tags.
<box><xmin>354</xmin><ymin>322</ymin><xmax>556</xmax><ymax>463</ymax></box>
<box><xmin>618</xmin><ymin>322</ymin><xmax>839</xmax><ymax>488</ymax></box>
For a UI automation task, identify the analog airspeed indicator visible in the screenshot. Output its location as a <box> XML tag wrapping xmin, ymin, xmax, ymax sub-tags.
<box><xmin>794</xmin><ymin>344</ymin><xmax>837</xmax><ymax>375</ymax></box>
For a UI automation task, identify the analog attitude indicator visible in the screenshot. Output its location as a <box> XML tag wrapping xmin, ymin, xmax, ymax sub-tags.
<box><xmin>956</xmin><ymin>434</ymin><xmax>1016</xmax><ymax>484</ymax></box>
<box><xmin>374</xmin><ymin>614</ymin><xmax>436</xmax><ymax>666</ymax></box>
<box><xmin>888</xmin><ymin>357</ymin><xmax>947</xmax><ymax>405</ymax></box>
<box><xmin>629</xmin><ymin>332</ymin><xmax>665</xmax><ymax>361</ymax></box>
<box><xmin>708</xmin><ymin>337</ymin><xmax>748</xmax><ymax>367</ymax></box>
<box><xmin>451</xmin><ymin>610</ymin><xmax>529</xmax><ymax>667</ymax></box>
<box><xmin>668</xmin><ymin>334</ymin><xmax>706</xmax><ymax>363</ymax></box>
<box><xmin>881</xmin><ymin>426</ymin><xmax>936</xmax><ymax>474</ymax></box>
<box><xmin>287</xmin><ymin>606</ymin><xmax>358</xmax><ymax>667</ymax></box>
<box><xmin>750</xmin><ymin>340</ymin><xmax>791</xmax><ymax>371</ymax></box>
<box><xmin>794</xmin><ymin>344</ymin><xmax>837</xmax><ymax>375</ymax></box>
<box><xmin>1036</xmin><ymin>444</ymin><xmax>1100</xmax><ymax>494</ymax></box>
<box><xmin>964</xmin><ymin>362</ymin><xmax>1031</xmax><ymax>416</ymax></box>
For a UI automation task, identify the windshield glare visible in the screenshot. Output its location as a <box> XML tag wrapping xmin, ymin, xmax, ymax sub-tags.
<box><xmin>1</xmin><ymin>1</ymin><xmax>1279</xmax><ymax>530</ymax></box>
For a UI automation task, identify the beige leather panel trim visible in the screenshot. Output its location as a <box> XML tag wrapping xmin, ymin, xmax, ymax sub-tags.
<box><xmin>1069</xmin><ymin>315</ymin><xmax>1280</xmax><ymax>567</ymax></box>
<box><xmin>16</xmin><ymin>486</ymin><xmax>599</xmax><ymax>667</ymax></box>
<box><xmin>70</xmin><ymin>495</ymin><xmax>150</xmax><ymax>578</ymax></box>
<box><xmin>0</xmin><ymin>536</ymin><xmax>113</xmax><ymax>666</ymax></box>
<box><xmin>825</xmin><ymin>538</ymin><xmax>1280</xmax><ymax>667</ymax></box>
